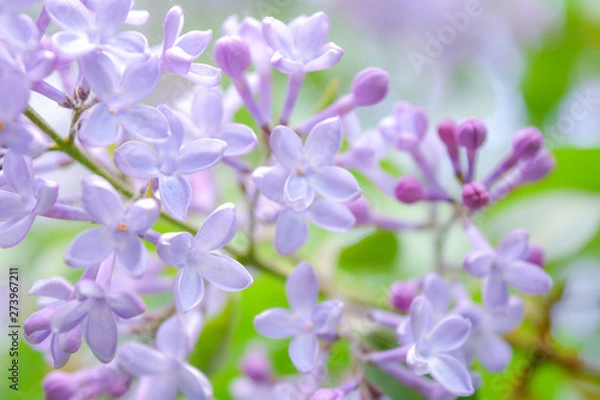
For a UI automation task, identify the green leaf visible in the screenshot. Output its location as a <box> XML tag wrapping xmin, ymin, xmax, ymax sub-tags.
<box><xmin>189</xmin><ymin>297</ymin><xmax>239</xmax><ymax>376</ymax></box>
<box><xmin>338</xmin><ymin>230</ymin><xmax>399</xmax><ymax>275</ymax></box>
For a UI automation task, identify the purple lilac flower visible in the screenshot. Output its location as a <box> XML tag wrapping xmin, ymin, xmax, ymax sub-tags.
<box><xmin>45</xmin><ymin>0</ymin><xmax>147</xmax><ymax>59</ymax></box>
<box><xmin>262</xmin><ymin>12</ymin><xmax>343</xmax><ymax>124</ymax></box>
<box><xmin>158</xmin><ymin>6</ymin><xmax>220</xmax><ymax>85</ymax></box>
<box><xmin>406</xmin><ymin>296</ymin><xmax>474</xmax><ymax>396</ymax></box>
<box><xmin>43</xmin><ymin>362</ymin><xmax>132</xmax><ymax>400</ymax></box>
<box><xmin>379</xmin><ymin>102</ymin><xmax>428</xmax><ymax>152</ymax></box>
<box><xmin>0</xmin><ymin>0</ymin><xmax>39</xmax><ymax>48</ymax></box>
<box><xmin>78</xmin><ymin>52</ymin><xmax>169</xmax><ymax>147</ymax></box>
<box><xmin>259</xmin><ymin>118</ymin><xmax>361</xmax><ymax>210</ymax></box>
<box><xmin>0</xmin><ymin>152</ymin><xmax>58</xmax><ymax>248</ymax></box>
<box><xmin>64</xmin><ymin>175</ymin><xmax>159</xmax><ymax>275</ymax></box>
<box><xmin>455</xmin><ymin>296</ymin><xmax>524</xmax><ymax>372</ymax></box>
<box><xmin>463</xmin><ymin>229</ymin><xmax>553</xmax><ymax>310</ymax></box>
<box><xmin>51</xmin><ymin>279</ymin><xmax>145</xmax><ymax>362</ymax></box>
<box><xmin>157</xmin><ymin>203</ymin><xmax>253</xmax><ymax>312</ymax></box>
<box><xmin>114</xmin><ymin>105</ymin><xmax>226</xmax><ymax>220</ymax></box>
<box><xmin>118</xmin><ymin>315</ymin><xmax>212</xmax><ymax>400</ymax></box>
<box><xmin>230</xmin><ymin>345</ymin><xmax>276</xmax><ymax>400</ymax></box>
<box><xmin>190</xmin><ymin>88</ymin><xmax>258</xmax><ymax>157</ymax></box>
<box><xmin>24</xmin><ymin>278</ymin><xmax>81</xmax><ymax>368</ymax></box>
<box><xmin>253</xmin><ymin>165</ymin><xmax>355</xmax><ymax>254</ymax></box>
<box><xmin>262</xmin><ymin>12</ymin><xmax>343</xmax><ymax>75</ymax></box>
<box><xmin>254</xmin><ymin>262</ymin><xmax>344</xmax><ymax>373</ymax></box>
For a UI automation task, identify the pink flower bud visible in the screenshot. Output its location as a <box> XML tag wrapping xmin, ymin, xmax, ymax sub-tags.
<box><xmin>395</xmin><ymin>177</ymin><xmax>425</xmax><ymax>204</ymax></box>
<box><xmin>344</xmin><ymin>197</ymin><xmax>371</xmax><ymax>225</ymax></box>
<box><xmin>214</xmin><ymin>36</ymin><xmax>251</xmax><ymax>77</ymax></box>
<box><xmin>351</xmin><ymin>67</ymin><xmax>389</xmax><ymax>107</ymax></box>
<box><xmin>462</xmin><ymin>182</ymin><xmax>489</xmax><ymax>210</ymax></box>
<box><xmin>389</xmin><ymin>280</ymin><xmax>420</xmax><ymax>313</ymax></box>
<box><xmin>437</xmin><ymin>118</ymin><xmax>457</xmax><ymax>147</ymax></box>
<box><xmin>512</xmin><ymin>127</ymin><xmax>544</xmax><ymax>159</ymax></box>
<box><xmin>241</xmin><ymin>348</ymin><xmax>273</xmax><ymax>383</ymax></box>
<box><xmin>519</xmin><ymin>149</ymin><xmax>555</xmax><ymax>183</ymax></box>
<box><xmin>312</xmin><ymin>389</ymin><xmax>344</xmax><ymax>400</ymax></box>
<box><xmin>43</xmin><ymin>372</ymin><xmax>77</xmax><ymax>400</ymax></box>
<box><xmin>457</xmin><ymin>118</ymin><xmax>487</xmax><ymax>151</ymax></box>
<box><xmin>526</xmin><ymin>244</ymin><xmax>545</xmax><ymax>267</ymax></box>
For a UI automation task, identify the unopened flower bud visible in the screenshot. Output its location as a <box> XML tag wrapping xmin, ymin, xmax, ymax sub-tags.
<box><xmin>437</xmin><ymin>118</ymin><xmax>457</xmax><ymax>147</ymax></box>
<box><xmin>512</xmin><ymin>127</ymin><xmax>544</xmax><ymax>159</ymax></box>
<box><xmin>43</xmin><ymin>372</ymin><xmax>77</xmax><ymax>400</ymax></box>
<box><xmin>351</xmin><ymin>67</ymin><xmax>389</xmax><ymax>107</ymax></box>
<box><xmin>344</xmin><ymin>197</ymin><xmax>371</xmax><ymax>225</ymax></box>
<box><xmin>395</xmin><ymin>177</ymin><xmax>425</xmax><ymax>204</ymax></box>
<box><xmin>214</xmin><ymin>36</ymin><xmax>251</xmax><ymax>77</ymax></box>
<box><xmin>518</xmin><ymin>149</ymin><xmax>555</xmax><ymax>183</ymax></box>
<box><xmin>241</xmin><ymin>348</ymin><xmax>272</xmax><ymax>383</ymax></box>
<box><xmin>526</xmin><ymin>244</ymin><xmax>545</xmax><ymax>267</ymax></box>
<box><xmin>462</xmin><ymin>182</ymin><xmax>489</xmax><ymax>210</ymax></box>
<box><xmin>389</xmin><ymin>280</ymin><xmax>420</xmax><ymax>313</ymax></box>
<box><xmin>457</xmin><ymin>118</ymin><xmax>487</xmax><ymax>151</ymax></box>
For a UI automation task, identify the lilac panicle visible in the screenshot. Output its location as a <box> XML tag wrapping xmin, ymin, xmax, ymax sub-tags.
<box><xmin>157</xmin><ymin>203</ymin><xmax>253</xmax><ymax>312</ymax></box>
<box><xmin>50</xmin><ymin>279</ymin><xmax>145</xmax><ymax>363</ymax></box>
<box><xmin>159</xmin><ymin>6</ymin><xmax>220</xmax><ymax>85</ymax></box>
<box><xmin>78</xmin><ymin>52</ymin><xmax>169</xmax><ymax>147</ymax></box>
<box><xmin>63</xmin><ymin>175</ymin><xmax>159</xmax><ymax>275</ymax></box>
<box><xmin>263</xmin><ymin>118</ymin><xmax>361</xmax><ymax>210</ymax></box>
<box><xmin>406</xmin><ymin>296</ymin><xmax>474</xmax><ymax>396</ymax></box>
<box><xmin>0</xmin><ymin>152</ymin><xmax>58</xmax><ymax>248</ymax></box>
<box><xmin>254</xmin><ymin>262</ymin><xmax>344</xmax><ymax>373</ymax></box>
<box><xmin>45</xmin><ymin>0</ymin><xmax>147</xmax><ymax>60</ymax></box>
<box><xmin>190</xmin><ymin>87</ymin><xmax>258</xmax><ymax>157</ymax></box>
<box><xmin>119</xmin><ymin>316</ymin><xmax>213</xmax><ymax>400</ymax></box>
<box><xmin>114</xmin><ymin>105</ymin><xmax>226</xmax><ymax>220</ymax></box>
<box><xmin>463</xmin><ymin>229</ymin><xmax>553</xmax><ymax>310</ymax></box>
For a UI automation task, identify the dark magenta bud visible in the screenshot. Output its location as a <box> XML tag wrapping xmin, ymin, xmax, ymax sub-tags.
<box><xmin>512</xmin><ymin>127</ymin><xmax>544</xmax><ymax>159</ymax></box>
<box><xmin>462</xmin><ymin>182</ymin><xmax>490</xmax><ymax>210</ymax></box>
<box><xmin>519</xmin><ymin>149</ymin><xmax>555</xmax><ymax>182</ymax></box>
<box><xmin>437</xmin><ymin>118</ymin><xmax>457</xmax><ymax>147</ymax></box>
<box><xmin>351</xmin><ymin>67</ymin><xmax>390</xmax><ymax>107</ymax></box>
<box><xmin>395</xmin><ymin>177</ymin><xmax>425</xmax><ymax>204</ymax></box>
<box><xmin>526</xmin><ymin>244</ymin><xmax>545</xmax><ymax>267</ymax></box>
<box><xmin>457</xmin><ymin>117</ymin><xmax>487</xmax><ymax>151</ymax></box>
<box><xmin>389</xmin><ymin>280</ymin><xmax>420</xmax><ymax>313</ymax></box>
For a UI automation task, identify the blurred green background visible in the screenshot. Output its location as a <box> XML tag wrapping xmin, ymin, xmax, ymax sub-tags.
<box><xmin>2</xmin><ymin>0</ymin><xmax>600</xmax><ymax>399</ymax></box>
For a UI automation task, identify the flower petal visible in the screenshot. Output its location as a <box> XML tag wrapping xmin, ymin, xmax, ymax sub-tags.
<box><xmin>115</xmin><ymin>234</ymin><xmax>147</xmax><ymax>276</ymax></box>
<box><xmin>191</xmin><ymin>87</ymin><xmax>223</xmax><ymax>135</ymax></box>
<box><xmin>3</xmin><ymin>151</ymin><xmax>33</xmax><ymax>195</ymax></box>
<box><xmin>296</xmin><ymin>12</ymin><xmax>330</xmax><ymax>57</ymax></box>
<box><xmin>312</xmin><ymin>300</ymin><xmax>344</xmax><ymax>336</ymax></box>
<box><xmin>136</xmin><ymin>377</ymin><xmax>178</xmax><ymax>400</ymax></box>
<box><xmin>114</xmin><ymin>141</ymin><xmax>161</xmax><ymax>179</ymax></box>
<box><xmin>79</xmin><ymin>104</ymin><xmax>120</xmax><ymax>147</ymax></box>
<box><xmin>175</xmin><ymin>30</ymin><xmax>212</xmax><ymax>58</ymax></box>
<box><xmin>174</xmin><ymin>138</ymin><xmax>226</xmax><ymax>175</ymax></box>
<box><xmin>86</xmin><ymin>304</ymin><xmax>118</xmax><ymax>362</ymax></box>
<box><xmin>156</xmin><ymin>315</ymin><xmax>189</xmax><ymax>359</ymax></box>
<box><xmin>312</xmin><ymin>166</ymin><xmax>360</xmax><ymax>202</ymax></box>
<box><xmin>29</xmin><ymin>277</ymin><xmax>73</xmax><ymax>299</ymax></box>
<box><xmin>94</xmin><ymin>0</ymin><xmax>130</xmax><ymax>37</ymax></box>
<box><xmin>254</xmin><ymin>308</ymin><xmax>298</xmax><ymax>338</ymax></box>
<box><xmin>505</xmin><ymin>260</ymin><xmax>552</xmax><ymax>295</ymax></box>
<box><xmin>51</xmin><ymin>300</ymin><xmax>89</xmax><ymax>333</ymax></box>
<box><xmin>284</xmin><ymin>174</ymin><xmax>314</xmax><ymax>207</ymax></box>
<box><xmin>477</xmin><ymin>334</ymin><xmax>512</xmax><ymax>372</ymax></box>
<box><xmin>117</xmin><ymin>105</ymin><xmax>169</xmax><ymax>143</ymax></box>
<box><xmin>32</xmin><ymin>179</ymin><xmax>59</xmax><ymax>215</ymax></box>
<box><xmin>157</xmin><ymin>232</ymin><xmax>193</xmax><ymax>268</ymax></box>
<box><xmin>307</xmin><ymin>198</ymin><xmax>355</xmax><ymax>232</ymax></box>
<box><xmin>463</xmin><ymin>251</ymin><xmax>494</xmax><ymax>278</ymax></box>
<box><xmin>107</xmin><ymin>291</ymin><xmax>146</xmax><ymax>318</ymax></box>
<box><xmin>262</xmin><ymin>17</ymin><xmax>294</xmax><ymax>59</ymax></box>
<box><xmin>0</xmin><ymin>215</ymin><xmax>35</xmax><ymax>248</ymax></box>
<box><xmin>57</xmin><ymin>325</ymin><xmax>82</xmax><ymax>354</ymax></box>
<box><xmin>270</xmin><ymin>126</ymin><xmax>303</xmax><ymax>171</ymax></box>
<box><xmin>198</xmin><ymin>253</ymin><xmax>253</xmax><ymax>292</ymax></box>
<box><xmin>194</xmin><ymin>203</ymin><xmax>237</xmax><ymax>252</ymax></box>
<box><xmin>497</xmin><ymin>229</ymin><xmax>529</xmax><ymax>264</ymax></box>
<box><xmin>289</xmin><ymin>333</ymin><xmax>318</xmax><ymax>373</ymax></box>
<box><xmin>428</xmin><ymin>354</ymin><xmax>474</xmax><ymax>396</ymax></box>
<box><xmin>184</xmin><ymin>63</ymin><xmax>221</xmax><ymax>86</ymax></box>
<box><xmin>423</xmin><ymin>273</ymin><xmax>451</xmax><ymax>314</ymax></box>
<box><xmin>45</xmin><ymin>0</ymin><xmax>93</xmax><ymax>31</ymax></box>
<box><xmin>489</xmin><ymin>296</ymin><xmax>524</xmax><ymax>334</ymax></box>
<box><xmin>304</xmin><ymin>117</ymin><xmax>342</xmax><ymax>162</ymax></box>
<box><xmin>429</xmin><ymin>316</ymin><xmax>471</xmax><ymax>353</ymax></box>
<box><xmin>175</xmin><ymin>267</ymin><xmax>204</xmax><ymax>312</ymax></box>
<box><xmin>483</xmin><ymin>273</ymin><xmax>509</xmax><ymax>311</ymax></box>
<box><xmin>252</xmin><ymin>166</ymin><xmax>287</xmax><ymax>203</ymax></box>
<box><xmin>219</xmin><ymin>123</ymin><xmax>258</xmax><ymax>157</ymax></box>
<box><xmin>118</xmin><ymin>342</ymin><xmax>167</xmax><ymax>376</ymax></box>
<box><xmin>275</xmin><ymin>209</ymin><xmax>308</xmax><ymax>255</ymax></box>
<box><xmin>80</xmin><ymin>53</ymin><xmax>118</xmax><ymax>102</ymax></box>
<box><xmin>52</xmin><ymin>31</ymin><xmax>95</xmax><ymax>59</ymax></box>
<box><xmin>178</xmin><ymin>364</ymin><xmax>213</xmax><ymax>400</ymax></box>
<box><xmin>159</xmin><ymin>175</ymin><xmax>192</xmax><ymax>221</ymax></box>
<box><xmin>120</xmin><ymin>57</ymin><xmax>161</xmax><ymax>105</ymax></box>
<box><xmin>286</xmin><ymin>262</ymin><xmax>318</xmax><ymax>319</ymax></box>
<box><xmin>303</xmin><ymin>44</ymin><xmax>343</xmax><ymax>72</ymax></box>
<box><xmin>410</xmin><ymin>296</ymin><xmax>433</xmax><ymax>341</ymax></box>
<box><xmin>64</xmin><ymin>227</ymin><xmax>114</xmax><ymax>269</ymax></box>
<box><xmin>82</xmin><ymin>175</ymin><xmax>123</xmax><ymax>225</ymax></box>
<box><xmin>125</xmin><ymin>198</ymin><xmax>160</xmax><ymax>233</ymax></box>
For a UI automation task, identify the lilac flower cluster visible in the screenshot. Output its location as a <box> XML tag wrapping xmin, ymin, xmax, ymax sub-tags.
<box><xmin>0</xmin><ymin>1</ymin><xmax>558</xmax><ymax>399</ymax></box>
